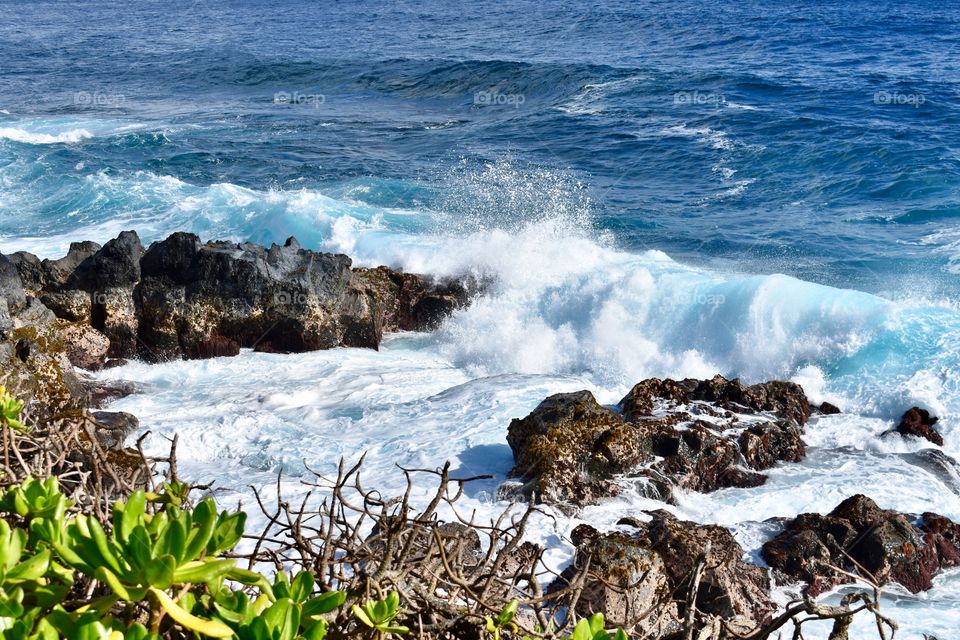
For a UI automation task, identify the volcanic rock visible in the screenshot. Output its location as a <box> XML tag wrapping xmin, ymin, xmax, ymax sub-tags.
<box><xmin>896</xmin><ymin>407</ymin><xmax>943</xmax><ymax>446</ymax></box>
<box><xmin>506</xmin><ymin>375</ymin><xmax>809</xmax><ymax>507</ymax></box>
<box><xmin>558</xmin><ymin>515</ymin><xmax>775</xmax><ymax>636</ymax></box>
<box><xmin>14</xmin><ymin>231</ymin><xmax>476</xmax><ymax>363</ymax></box>
<box><xmin>59</xmin><ymin>322</ymin><xmax>111</xmax><ymax>370</ymax></box>
<box><xmin>762</xmin><ymin>494</ymin><xmax>960</xmax><ymax>596</ymax></box>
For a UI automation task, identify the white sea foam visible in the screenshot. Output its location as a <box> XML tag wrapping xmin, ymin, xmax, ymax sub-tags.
<box><xmin>0</xmin><ymin>127</ymin><xmax>93</xmax><ymax>144</ymax></box>
<box><xmin>558</xmin><ymin>75</ymin><xmax>650</xmax><ymax>116</ymax></box>
<box><xmin>5</xmin><ymin>156</ymin><xmax>960</xmax><ymax>637</ymax></box>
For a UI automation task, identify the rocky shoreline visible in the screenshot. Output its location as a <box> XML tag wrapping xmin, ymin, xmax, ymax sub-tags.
<box><xmin>0</xmin><ymin>230</ymin><xmax>955</xmax><ymax>639</ymax></box>
<box><xmin>6</xmin><ymin>230</ymin><xmax>476</xmax><ymax>368</ymax></box>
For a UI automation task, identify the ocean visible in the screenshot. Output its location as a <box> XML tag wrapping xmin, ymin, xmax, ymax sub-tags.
<box><xmin>2</xmin><ymin>1</ymin><xmax>960</xmax><ymax>636</ymax></box>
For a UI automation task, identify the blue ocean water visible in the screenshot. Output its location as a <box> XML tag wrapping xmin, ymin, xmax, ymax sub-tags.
<box><xmin>4</xmin><ymin>3</ymin><xmax>960</xmax><ymax>635</ymax></box>
<box><xmin>2</xmin><ymin>0</ymin><xmax>959</xmax><ymax>290</ymax></box>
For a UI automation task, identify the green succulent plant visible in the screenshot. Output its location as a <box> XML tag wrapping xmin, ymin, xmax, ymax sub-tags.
<box><xmin>567</xmin><ymin>614</ymin><xmax>628</xmax><ymax>640</ymax></box>
<box><xmin>485</xmin><ymin>599</ymin><xmax>518</xmax><ymax>640</ymax></box>
<box><xmin>207</xmin><ymin>570</ymin><xmax>345</xmax><ymax>640</ymax></box>
<box><xmin>352</xmin><ymin>592</ymin><xmax>409</xmax><ymax>637</ymax></box>
<box><xmin>0</xmin><ymin>386</ymin><xmax>26</xmax><ymax>434</ymax></box>
<box><xmin>52</xmin><ymin>490</ymin><xmax>243</xmax><ymax>636</ymax></box>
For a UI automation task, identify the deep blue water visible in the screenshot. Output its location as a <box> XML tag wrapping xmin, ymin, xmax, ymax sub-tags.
<box><xmin>2</xmin><ymin>0</ymin><xmax>959</xmax><ymax>296</ymax></box>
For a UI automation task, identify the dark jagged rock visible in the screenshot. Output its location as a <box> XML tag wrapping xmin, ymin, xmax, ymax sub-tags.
<box><xmin>762</xmin><ymin>495</ymin><xmax>960</xmax><ymax>596</ymax></box>
<box><xmin>88</xmin><ymin>231</ymin><xmax>144</xmax><ymax>290</ymax></box>
<box><xmin>738</xmin><ymin>419</ymin><xmax>806</xmax><ymax>470</ymax></box>
<box><xmin>896</xmin><ymin>407</ymin><xmax>943</xmax><ymax>446</ymax></box>
<box><xmin>7</xmin><ymin>251</ymin><xmax>45</xmax><ymax>293</ymax></box>
<box><xmin>38</xmin><ymin>290</ymin><xmax>91</xmax><ymax>323</ymax></box>
<box><xmin>506</xmin><ymin>375</ymin><xmax>809</xmax><ymax>507</ymax></box>
<box><xmin>506</xmin><ymin>391</ymin><xmax>646</xmax><ymax>506</ymax></box>
<box><xmin>18</xmin><ymin>231</ymin><xmax>475</xmax><ymax>363</ymax></box>
<box><xmin>80</xmin><ymin>376</ymin><xmax>143</xmax><ymax>409</ymax></box>
<box><xmin>649</xmin><ymin>420</ymin><xmax>767</xmax><ymax>492</ymax></box>
<box><xmin>0</xmin><ymin>253</ymin><xmax>29</xmax><ymax>320</ymax></box>
<box><xmin>91</xmin><ymin>410</ymin><xmax>139</xmax><ymax>449</ymax></box>
<box><xmin>35</xmin><ymin>241</ymin><xmax>101</xmax><ymax>292</ymax></box>
<box><xmin>187</xmin><ymin>336</ymin><xmax>241</xmax><ymax>360</ymax></box>
<box><xmin>0</xmin><ymin>264</ymin><xmax>84</xmax><ymax>421</ymax></box>
<box><xmin>899</xmin><ymin>449</ymin><xmax>960</xmax><ymax>494</ymax></box>
<box><xmin>818</xmin><ymin>401</ymin><xmax>841</xmax><ymax>415</ymax></box>
<box><xmin>558</xmin><ymin>515</ymin><xmax>775</xmax><ymax>637</ymax></box>
<box><xmin>137</xmin><ymin>234</ymin><xmax>355</xmax><ymax>358</ymax></box>
<box><xmin>618</xmin><ymin>375</ymin><xmax>810</xmax><ymax>426</ymax></box>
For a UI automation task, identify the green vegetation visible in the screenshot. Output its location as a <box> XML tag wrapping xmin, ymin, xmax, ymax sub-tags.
<box><xmin>0</xmin><ymin>388</ymin><xmax>631</xmax><ymax>639</ymax></box>
<box><xmin>0</xmin><ymin>477</ymin><xmax>631</xmax><ymax>639</ymax></box>
<box><xmin>0</xmin><ymin>387</ymin><xmax>26</xmax><ymax>434</ymax></box>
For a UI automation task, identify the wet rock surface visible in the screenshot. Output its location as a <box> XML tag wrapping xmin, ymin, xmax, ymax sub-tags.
<box><xmin>0</xmin><ymin>256</ymin><xmax>79</xmax><ymax>404</ymax></box>
<box><xmin>762</xmin><ymin>494</ymin><xmax>960</xmax><ymax>596</ymax></box>
<box><xmin>557</xmin><ymin>513</ymin><xmax>776</xmax><ymax>637</ymax></box>
<box><xmin>11</xmin><ymin>231</ymin><xmax>477</xmax><ymax>362</ymax></box>
<box><xmin>506</xmin><ymin>375</ymin><xmax>809</xmax><ymax>507</ymax></box>
<box><xmin>896</xmin><ymin>407</ymin><xmax>943</xmax><ymax>446</ymax></box>
<box><xmin>91</xmin><ymin>410</ymin><xmax>140</xmax><ymax>450</ymax></box>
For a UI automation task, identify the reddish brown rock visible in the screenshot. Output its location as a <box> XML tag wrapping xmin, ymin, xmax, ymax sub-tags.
<box><xmin>738</xmin><ymin>419</ymin><xmax>806</xmax><ymax>470</ymax></box>
<box><xmin>896</xmin><ymin>407</ymin><xmax>943</xmax><ymax>446</ymax></box>
<box><xmin>507</xmin><ymin>375</ymin><xmax>810</xmax><ymax>507</ymax></box>
<box><xmin>818</xmin><ymin>401</ymin><xmax>841</xmax><ymax>415</ymax></box>
<box><xmin>557</xmin><ymin>515</ymin><xmax>775</xmax><ymax>637</ymax></box>
<box><xmin>762</xmin><ymin>495</ymin><xmax>960</xmax><ymax>596</ymax></box>
<box><xmin>59</xmin><ymin>322</ymin><xmax>111</xmax><ymax>370</ymax></box>
<box><xmin>187</xmin><ymin>335</ymin><xmax>241</xmax><ymax>360</ymax></box>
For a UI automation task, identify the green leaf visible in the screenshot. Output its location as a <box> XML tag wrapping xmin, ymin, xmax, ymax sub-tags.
<box><xmin>6</xmin><ymin>547</ymin><xmax>50</xmax><ymax>582</ymax></box>
<box><xmin>226</xmin><ymin>567</ymin><xmax>275</xmax><ymax>601</ymax></box>
<box><xmin>496</xmin><ymin>599</ymin><xmax>519</xmax><ymax>626</ymax></box>
<box><xmin>588</xmin><ymin>613</ymin><xmax>605</xmax><ymax>635</ymax></box>
<box><xmin>302</xmin><ymin>591</ymin><xmax>345</xmax><ymax>617</ymax></box>
<box><xmin>380</xmin><ymin>625</ymin><xmax>410</xmax><ymax>635</ymax></box>
<box><xmin>571</xmin><ymin>619</ymin><xmax>593</xmax><ymax>640</ymax></box>
<box><xmin>352</xmin><ymin>604</ymin><xmax>374</xmax><ymax>628</ymax></box>
<box><xmin>150</xmin><ymin>587</ymin><xmax>234</xmax><ymax>638</ymax></box>
<box><xmin>116</xmin><ymin>491</ymin><xmax>146</xmax><ymax>543</ymax></box>
<box><xmin>159</xmin><ymin>516</ymin><xmax>188</xmax><ymax>564</ymax></box>
<box><xmin>86</xmin><ymin>517</ymin><xmax>125</xmax><ymax>576</ymax></box>
<box><xmin>263</xmin><ymin>598</ymin><xmax>300</xmax><ymax>640</ymax></box>
<box><xmin>302</xmin><ymin>619</ymin><xmax>329</xmax><ymax>640</ymax></box>
<box><xmin>173</xmin><ymin>558</ymin><xmax>236</xmax><ymax>585</ymax></box>
<box><xmin>289</xmin><ymin>571</ymin><xmax>314</xmax><ymax>603</ymax></box>
<box><xmin>385</xmin><ymin>591</ymin><xmax>400</xmax><ymax>615</ymax></box>
<box><xmin>127</xmin><ymin>525</ymin><xmax>154</xmax><ymax>569</ymax></box>
<box><xmin>183</xmin><ymin>504</ymin><xmax>217</xmax><ymax>562</ymax></box>
<box><xmin>144</xmin><ymin>554</ymin><xmax>176</xmax><ymax>590</ymax></box>
<box><xmin>209</xmin><ymin>510</ymin><xmax>245</xmax><ymax>554</ymax></box>
<box><xmin>96</xmin><ymin>566</ymin><xmax>144</xmax><ymax>602</ymax></box>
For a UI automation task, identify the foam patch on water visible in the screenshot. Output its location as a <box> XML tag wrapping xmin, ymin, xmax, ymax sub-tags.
<box><xmin>0</xmin><ymin>127</ymin><xmax>94</xmax><ymax>145</ymax></box>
